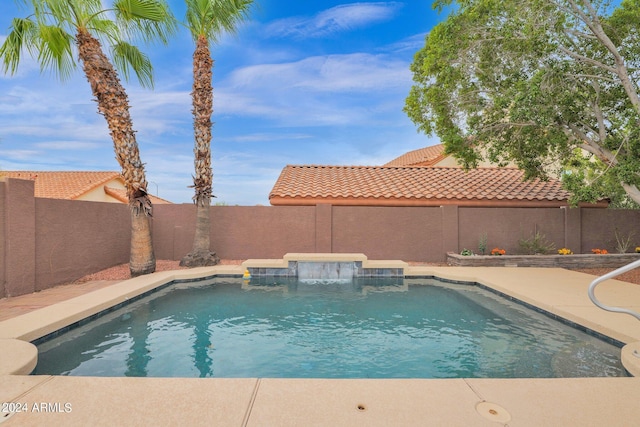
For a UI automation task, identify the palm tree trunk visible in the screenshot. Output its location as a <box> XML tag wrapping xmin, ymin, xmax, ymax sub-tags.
<box><xmin>181</xmin><ymin>35</ymin><xmax>219</xmax><ymax>267</ymax></box>
<box><xmin>76</xmin><ymin>28</ymin><xmax>156</xmax><ymax>276</ymax></box>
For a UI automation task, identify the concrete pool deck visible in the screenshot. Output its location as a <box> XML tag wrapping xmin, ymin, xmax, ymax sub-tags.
<box><xmin>2</xmin><ymin>261</ymin><xmax>640</xmax><ymax>426</ymax></box>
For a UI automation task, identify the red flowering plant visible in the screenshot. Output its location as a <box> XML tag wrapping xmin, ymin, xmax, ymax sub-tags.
<box><xmin>490</xmin><ymin>248</ymin><xmax>506</xmax><ymax>256</ymax></box>
<box><xmin>591</xmin><ymin>248</ymin><xmax>609</xmax><ymax>254</ymax></box>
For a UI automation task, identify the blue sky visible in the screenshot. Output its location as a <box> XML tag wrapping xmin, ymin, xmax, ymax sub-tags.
<box><xmin>0</xmin><ymin>1</ymin><xmax>444</xmax><ymax>205</ymax></box>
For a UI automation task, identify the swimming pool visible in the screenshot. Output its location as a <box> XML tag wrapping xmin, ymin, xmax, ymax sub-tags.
<box><xmin>32</xmin><ymin>277</ymin><xmax>626</xmax><ymax>378</ymax></box>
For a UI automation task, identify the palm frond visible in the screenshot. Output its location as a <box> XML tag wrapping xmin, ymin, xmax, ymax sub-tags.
<box><xmin>0</xmin><ymin>17</ymin><xmax>37</xmax><ymax>74</ymax></box>
<box><xmin>185</xmin><ymin>0</ymin><xmax>253</xmax><ymax>42</ymax></box>
<box><xmin>114</xmin><ymin>0</ymin><xmax>167</xmax><ymax>21</ymax></box>
<box><xmin>112</xmin><ymin>41</ymin><xmax>154</xmax><ymax>88</ymax></box>
<box><xmin>86</xmin><ymin>18</ymin><xmax>121</xmax><ymax>44</ymax></box>
<box><xmin>41</xmin><ymin>0</ymin><xmax>79</xmax><ymax>26</ymax></box>
<box><xmin>113</xmin><ymin>0</ymin><xmax>177</xmax><ymax>44</ymax></box>
<box><xmin>36</xmin><ymin>24</ymin><xmax>76</xmax><ymax>80</ymax></box>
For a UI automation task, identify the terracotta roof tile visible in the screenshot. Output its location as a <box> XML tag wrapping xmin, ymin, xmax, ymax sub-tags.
<box><xmin>2</xmin><ymin>171</ymin><xmax>172</xmax><ymax>204</ymax></box>
<box><xmin>384</xmin><ymin>144</ymin><xmax>446</xmax><ymax>167</ymax></box>
<box><xmin>269</xmin><ymin>165</ymin><xmax>575</xmax><ymax>207</ymax></box>
<box><xmin>2</xmin><ymin>171</ymin><xmax>122</xmax><ymax>199</ymax></box>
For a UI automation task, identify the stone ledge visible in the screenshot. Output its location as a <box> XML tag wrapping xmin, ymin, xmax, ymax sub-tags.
<box><xmin>0</xmin><ymin>338</ymin><xmax>37</xmax><ymax>375</ymax></box>
<box><xmin>622</xmin><ymin>342</ymin><xmax>640</xmax><ymax>377</ymax></box>
<box><xmin>284</xmin><ymin>253</ymin><xmax>369</xmax><ymax>263</ymax></box>
<box><xmin>447</xmin><ymin>252</ymin><xmax>640</xmax><ymax>268</ymax></box>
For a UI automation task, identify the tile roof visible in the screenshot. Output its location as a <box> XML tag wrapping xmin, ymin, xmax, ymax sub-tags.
<box><xmin>2</xmin><ymin>171</ymin><xmax>122</xmax><ymax>199</ymax></box>
<box><xmin>383</xmin><ymin>144</ymin><xmax>446</xmax><ymax>167</ymax></box>
<box><xmin>269</xmin><ymin>165</ymin><xmax>579</xmax><ymax>207</ymax></box>
<box><xmin>103</xmin><ymin>186</ymin><xmax>172</xmax><ymax>205</ymax></box>
<box><xmin>1</xmin><ymin>171</ymin><xmax>172</xmax><ymax>204</ymax></box>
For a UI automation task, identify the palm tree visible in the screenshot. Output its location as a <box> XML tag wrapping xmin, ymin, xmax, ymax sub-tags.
<box><xmin>0</xmin><ymin>0</ymin><xmax>176</xmax><ymax>276</ymax></box>
<box><xmin>179</xmin><ymin>0</ymin><xmax>252</xmax><ymax>267</ymax></box>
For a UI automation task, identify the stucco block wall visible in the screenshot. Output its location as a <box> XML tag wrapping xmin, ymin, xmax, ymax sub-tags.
<box><xmin>2</xmin><ymin>177</ymin><xmax>640</xmax><ymax>297</ymax></box>
<box><xmin>34</xmin><ymin>198</ymin><xmax>130</xmax><ymax>291</ymax></box>
<box><xmin>153</xmin><ymin>205</ymin><xmax>318</xmax><ymax>260</ymax></box>
<box><xmin>331</xmin><ymin>206</ymin><xmax>442</xmax><ymax>261</ymax></box>
<box><xmin>3</xmin><ymin>178</ymin><xmax>36</xmax><ymax>297</ymax></box>
<box><xmin>210</xmin><ymin>206</ymin><xmax>317</xmax><ymax>260</ymax></box>
<box><xmin>457</xmin><ymin>207</ymin><xmax>566</xmax><ymax>254</ymax></box>
<box><xmin>151</xmin><ymin>203</ymin><xmax>194</xmax><ymax>261</ymax></box>
<box><xmin>0</xmin><ymin>180</ymin><xmax>6</xmax><ymax>298</ymax></box>
<box><xmin>581</xmin><ymin>209</ymin><xmax>640</xmax><ymax>253</ymax></box>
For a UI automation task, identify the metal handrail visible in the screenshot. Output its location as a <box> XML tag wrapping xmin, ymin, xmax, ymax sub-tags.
<box><xmin>588</xmin><ymin>258</ymin><xmax>640</xmax><ymax>322</ymax></box>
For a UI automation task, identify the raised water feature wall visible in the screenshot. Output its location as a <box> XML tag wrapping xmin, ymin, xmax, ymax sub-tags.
<box><xmin>297</xmin><ymin>261</ymin><xmax>355</xmax><ymax>282</ymax></box>
<box><xmin>242</xmin><ymin>254</ymin><xmax>407</xmax><ymax>280</ymax></box>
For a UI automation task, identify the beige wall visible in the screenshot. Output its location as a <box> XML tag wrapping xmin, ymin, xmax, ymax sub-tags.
<box><xmin>0</xmin><ymin>179</ymin><xmax>7</xmax><ymax>298</ymax></box>
<box><xmin>2</xmin><ymin>177</ymin><xmax>640</xmax><ymax>297</ymax></box>
<box><xmin>74</xmin><ymin>178</ymin><xmax>125</xmax><ymax>203</ymax></box>
<box><xmin>433</xmin><ymin>151</ymin><xmax>516</xmax><ymax>168</ymax></box>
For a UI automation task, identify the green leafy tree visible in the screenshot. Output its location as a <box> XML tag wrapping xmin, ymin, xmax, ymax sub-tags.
<box><xmin>405</xmin><ymin>0</ymin><xmax>640</xmax><ymax>206</ymax></box>
<box><xmin>0</xmin><ymin>0</ymin><xmax>176</xmax><ymax>276</ymax></box>
<box><xmin>179</xmin><ymin>0</ymin><xmax>253</xmax><ymax>267</ymax></box>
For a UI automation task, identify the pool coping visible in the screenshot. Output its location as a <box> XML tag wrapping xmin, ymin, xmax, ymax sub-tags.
<box><xmin>2</xmin><ymin>257</ymin><xmax>640</xmax><ymax>425</ymax></box>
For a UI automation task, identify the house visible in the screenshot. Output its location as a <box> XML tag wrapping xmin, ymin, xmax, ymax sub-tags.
<box><xmin>1</xmin><ymin>171</ymin><xmax>172</xmax><ymax>204</ymax></box>
<box><xmin>269</xmin><ymin>145</ymin><xmax>608</xmax><ymax>208</ymax></box>
<box><xmin>383</xmin><ymin>144</ymin><xmax>448</xmax><ymax>167</ymax></box>
<box><xmin>383</xmin><ymin>143</ymin><xmax>511</xmax><ymax>168</ymax></box>
<box><xmin>269</xmin><ymin>165</ymin><xmax>595</xmax><ymax>207</ymax></box>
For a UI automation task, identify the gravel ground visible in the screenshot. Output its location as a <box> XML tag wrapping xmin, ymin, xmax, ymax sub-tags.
<box><xmin>76</xmin><ymin>260</ymin><xmax>640</xmax><ymax>285</ymax></box>
<box><xmin>75</xmin><ymin>260</ymin><xmax>242</xmax><ymax>282</ymax></box>
<box><xmin>570</xmin><ymin>267</ymin><xmax>640</xmax><ymax>285</ymax></box>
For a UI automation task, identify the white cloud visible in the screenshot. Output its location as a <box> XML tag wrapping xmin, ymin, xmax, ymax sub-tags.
<box><xmin>128</xmin><ymin>89</ymin><xmax>191</xmax><ymax>112</ymax></box>
<box><xmin>383</xmin><ymin>33</ymin><xmax>429</xmax><ymax>53</ymax></box>
<box><xmin>1</xmin><ymin>149</ymin><xmax>41</xmax><ymax>162</ymax></box>
<box><xmin>226</xmin><ymin>133</ymin><xmax>313</xmax><ymax>143</ymax></box>
<box><xmin>226</xmin><ymin>53</ymin><xmax>409</xmax><ymax>92</ymax></box>
<box><xmin>213</xmin><ymin>52</ymin><xmax>411</xmax><ymax>126</ymax></box>
<box><xmin>266</xmin><ymin>2</ymin><xmax>403</xmax><ymax>38</ymax></box>
<box><xmin>35</xmin><ymin>141</ymin><xmax>102</xmax><ymax>150</ymax></box>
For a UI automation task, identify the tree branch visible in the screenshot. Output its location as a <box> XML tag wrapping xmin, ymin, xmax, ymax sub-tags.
<box><xmin>563</xmin><ymin>0</ymin><xmax>640</xmax><ymax>115</ymax></box>
<box><xmin>566</xmin><ymin>123</ymin><xmax>617</xmax><ymax>165</ymax></box>
<box><xmin>557</xmin><ymin>45</ymin><xmax>618</xmax><ymax>74</ymax></box>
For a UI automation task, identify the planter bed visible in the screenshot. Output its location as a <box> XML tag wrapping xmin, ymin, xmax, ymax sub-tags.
<box><xmin>447</xmin><ymin>252</ymin><xmax>640</xmax><ymax>269</ymax></box>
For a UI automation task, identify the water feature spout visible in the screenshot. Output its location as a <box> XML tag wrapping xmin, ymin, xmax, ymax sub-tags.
<box><xmin>297</xmin><ymin>261</ymin><xmax>355</xmax><ymax>283</ymax></box>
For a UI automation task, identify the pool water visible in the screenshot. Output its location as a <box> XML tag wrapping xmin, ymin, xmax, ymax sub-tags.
<box><xmin>33</xmin><ymin>277</ymin><xmax>627</xmax><ymax>378</ymax></box>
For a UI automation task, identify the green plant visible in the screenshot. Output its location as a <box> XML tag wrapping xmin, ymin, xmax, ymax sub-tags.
<box><xmin>614</xmin><ymin>228</ymin><xmax>634</xmax><ymax>253</ymax></box>
<box><xmin>478</xmin><ymin>233</ymin><xmax>488</xmax><ymax>255</ymax></box>
<box><xmin>519</xmin><ymin>230</ymin><xmax>555</xmax><ymax>255</ymax></box>
<box><xmin>460</xmin><ymin>248</ymin><xmax>474</xmax><ymax>256</ymax></box>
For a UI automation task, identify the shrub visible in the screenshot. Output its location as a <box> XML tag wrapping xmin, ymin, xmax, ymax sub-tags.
<box><xmin>518</xmin><ymin>230</ymin><xmax>555</xmax><ymax>255</ymax></box>
<box><xmin>478</xmin><ymin>233</ymin><xmax>488</xmax><ymax>255</ymax></box>
<box><xmin>614</xmin><ymin>229</ymin><xmax>634</xmax><ymax>253</ymax></box>
<box><xmin>490</xmin><ymin>248</ymin><xmax>506</xmax><ymax>256</ymax></box>
<box><xmin>558</xmin><ymin>248</ymin><xmax>573</xmax><ymax>255</ymax></box>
